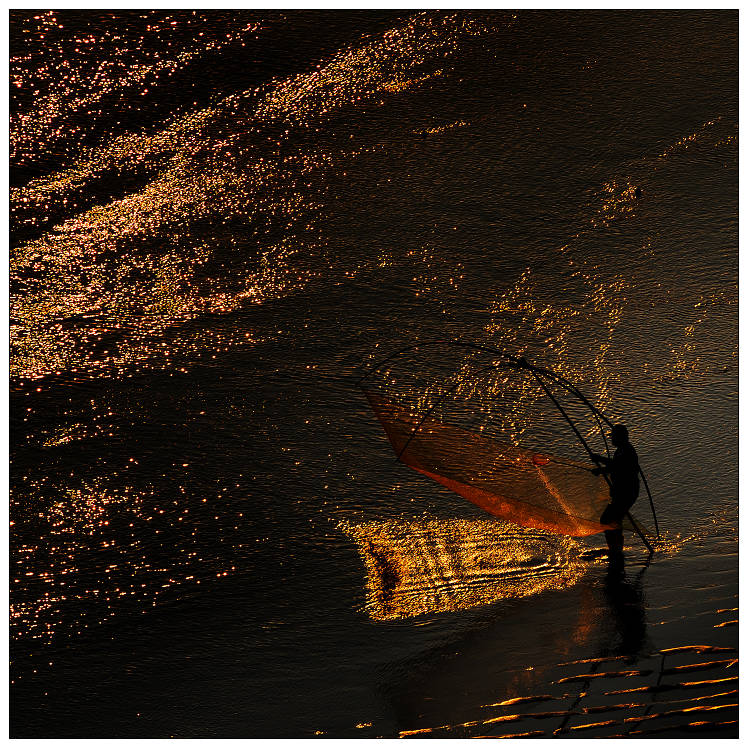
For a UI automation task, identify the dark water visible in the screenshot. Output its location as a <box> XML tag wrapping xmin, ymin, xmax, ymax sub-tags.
<box><xmin>10</xmin><ymin>10</ymin><xmax>737</xmax><ymax>738</ymax></box>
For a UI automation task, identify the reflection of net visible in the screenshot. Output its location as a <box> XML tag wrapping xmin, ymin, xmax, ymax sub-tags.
<box><xmin>366</xmin><ymin>391</ymin><xmax>613</xmax><ymax>537</ymax></box>
<box><xmin>341</xmin><ymin>518</ymin><xmax>586</xmax><ymax>621</ymax></box>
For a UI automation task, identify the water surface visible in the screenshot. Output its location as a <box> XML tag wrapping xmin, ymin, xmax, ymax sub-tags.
<box><xmin>10</xmin><ymin>10</ymin><xmax>737</xmax><ymax>738</ymax></box>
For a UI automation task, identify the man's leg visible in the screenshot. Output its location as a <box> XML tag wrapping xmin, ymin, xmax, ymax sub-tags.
<box><xmin>604</xmin><ymin>528</ymin><xmax>624</xmax><ymax>553</ymax></box>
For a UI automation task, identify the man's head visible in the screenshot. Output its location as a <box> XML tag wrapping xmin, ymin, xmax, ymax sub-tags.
<box><xmin>610</xmin><ymin>424</ymin><xmax>629</xmax><ymax>447</ymax></box>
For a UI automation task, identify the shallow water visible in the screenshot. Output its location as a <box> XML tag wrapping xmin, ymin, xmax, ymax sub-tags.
<box><xmin>10</xmin><ymin>10</ymin><xmax>737</xmax><ymax>738</ymax></box>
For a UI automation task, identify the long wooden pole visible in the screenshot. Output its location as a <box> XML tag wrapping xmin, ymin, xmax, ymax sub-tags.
<box><xmin>528</xmin><ymin>366</ymin><xmax>654</xmax><ymax>554</ymax></box>
<box><xmin>361</xmin><ymin>339</ymin><xmax>659</xmax><ymax>547</ymax></box>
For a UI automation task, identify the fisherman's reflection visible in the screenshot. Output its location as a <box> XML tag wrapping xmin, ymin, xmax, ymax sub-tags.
<box><xmin>601</xmin><ymin>559</ymin><xmax>647</xmax><ymax>657</ymax></box>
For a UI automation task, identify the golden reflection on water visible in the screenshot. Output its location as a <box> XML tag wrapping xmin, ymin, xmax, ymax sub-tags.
<box><xmin>10</xmin><ymin>475</ymin><xmax>240</xmax><ymax>650</ymax></box>
<box><xmin>10</xmin><ymin>13</ymin><xmax>506</xmax><ymax>382</ymax></box>
<box><xmin>481</xmin><ymin>265</ymin><xmax>631</xmax><ymax>420</ymax></box>
<box><xmin>472</xmin><ymin>114</ymin><xmax>737</xmax><ymax>418</ymax></box>
<box><xmin>10</xmin><ymin>12</ymin><xmax>262</xmax><ymax>165</ymax></box>
<box><xmin>653</xmin><ymin>289</ymin><xmax>738</xmax><ymax>382</ymax></box>
<box><xmin>423</xmin><ymin>119</ymin><xmax>471</xmax><ymax>136</ymax></box>
<box><xmin>593</xmin><ymin>117</ymin><xmax>734</xmax><ymax>230</ymax></box>
<box><xmin>255</xmin><ymin>14</ymin><xmax>495</xmax><ymax>125</ymax></box>
<box><xmin>340</xmin><ymin>517</ymin><xmax>587</xmax><ymax>621</ymax></box>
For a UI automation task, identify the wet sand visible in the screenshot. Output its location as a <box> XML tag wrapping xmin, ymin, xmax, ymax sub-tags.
<box><xmin>399</xmin><ymin>644</ymin><xmax>737</xmax><ymax>738</ymax></box>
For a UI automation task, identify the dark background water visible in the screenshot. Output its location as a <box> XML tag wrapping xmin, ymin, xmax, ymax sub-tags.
<box><xmin>10</xmin><ymin>10</ymin><xmax>737</xmax><ymax>738</ymax></box>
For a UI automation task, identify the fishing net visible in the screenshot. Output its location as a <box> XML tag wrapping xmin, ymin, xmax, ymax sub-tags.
<box><xmin>361</xmin><ymin>343</ymin><xmax>621</xmax><ymax>537</ymax></box>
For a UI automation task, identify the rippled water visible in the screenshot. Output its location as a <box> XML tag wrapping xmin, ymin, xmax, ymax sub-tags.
<box><xmin>10</xmin><ymin>10</ymin><xmax>737</xmax><ymax>738</ymax></box>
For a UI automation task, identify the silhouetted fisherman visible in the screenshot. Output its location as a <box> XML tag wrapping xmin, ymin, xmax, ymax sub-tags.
<box><xmin>591</xmin><ymin>424</ymin><xmax>639</xmax><ymax>556</ymax></box>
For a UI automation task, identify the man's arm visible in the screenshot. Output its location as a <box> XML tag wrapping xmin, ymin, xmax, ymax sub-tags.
<box><xmin>590</xmin><ymin>453</ymin><xmax>612</xmax><ymax>476</ymax></box>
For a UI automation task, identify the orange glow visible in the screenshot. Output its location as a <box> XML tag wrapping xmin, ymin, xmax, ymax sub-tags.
<box><xmin>366</xmin><ymin>391</ymin><xmax>613</xmax><ymax>536</ymax></box>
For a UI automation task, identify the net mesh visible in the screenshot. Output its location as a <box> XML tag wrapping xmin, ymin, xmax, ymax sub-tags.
<box><xmin>366</xmin><ymin>390</ymin><xmax>614</xmax><ymax>537</ymax></box>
